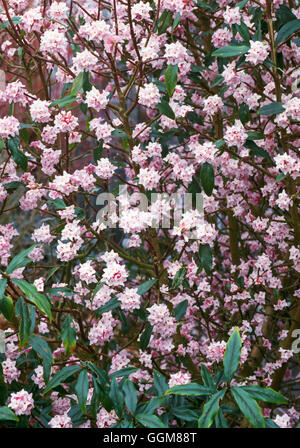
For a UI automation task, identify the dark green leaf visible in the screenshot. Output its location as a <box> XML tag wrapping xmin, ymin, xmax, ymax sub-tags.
<box><xmin>174</xmin><ymin>299</ymin><xmax>188</xmax><ymax>321</ymax></box>
<box><xmin>43</xmin><ymin>365</ymin><xmax>81</xmax><ymax>395</ymax></box>
<box><xmin>165</xmin><ymin>65</ymin><xmax>178</xmax><ymax>97</ymax></box>
<box><xmin>157</xmin><ymin>101</ymin><xmax>175</xmax><ymax>120</ymax></box>
<box><xmin>0</xmin><ymin>406</ymin><xmax>18</xmax><ymax>421</ymax></box>
<box><xmin>6</xmin><ymin>245</ymin><xmax>38</xmax><ymax>274</ymax></box>
<box><xmin>199</xmin><ymin>244</ymin><xmax>213</xmax><ymax>275</ymax></box>
<box><xmin>240</xmin><ymin>386</ymin><xmax>288</xmax><ymax>404</ymax></box>
<box><xmin>198</xmin><ymin>390</ymin><xmax>225</xmax><ymax>428</ymax></box>
<box><xmin>212</xmin><ymin>45</ymin><xmax>249</xmax><ymax>58</ymax></box>
<box><xmin>8</xmin><ymin>137</ymin><xmax>27</xmax><ymax>171</ymax></box>
<box><xmin>275</xmin><ymin>19</ymin><xmax>300</xmax><ymax>46</ymax></box>
<box><xmin>140</xmin><ymin>324</ymin><xmax>153</xmax><ymax>350</ymax></box>
<box><xmin>223</xmin><ymin>327</ymin><xmax>242</xmax><ymax>382</ymax></box>
<box><xmin>259</xmin><ymin>102</ymin><xmax>284</xmax><ymax>115</ymax></box>
<box><xmin>165</xmin><ymin>383</ymin><xmax>215</xmax><ymax>396</ymax></box>
<box><xmin>137</xmin><ymin>279</ymin><xmax>157</xmax><ymax>295</ymax></box>
<box><xmin>75</xmin><ymin>369</ymin><xmax>89</xmax><ymax>412</ymax></box>
<box><xmin>136</xmin><ymin>414</ymin><xmax>167</xmax><ymax>428</ymax></box>
<box><xmin>231</xmin><ymin>386</ymin><xmax>265</xmax><ymax>428</ymax></box>
<box><xmin>13</xmin><ymin>279</ymin><xmax>52</xmax><ymax>322</ymax></box>
<box><xmin>200</xmin><ymin>162</ymin><xmax>214</xmax><ymax>196</ymax></box>
<box><xmin>123</xmin><ymin>379</ymin><xmax>138</xmax><ymax>414</ymax></box>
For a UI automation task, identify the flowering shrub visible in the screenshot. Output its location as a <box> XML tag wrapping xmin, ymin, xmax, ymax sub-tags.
<box><xmin>0</xmin><ymin>0</ymin><xmax>299</xmax><ymax>429</ymax></box>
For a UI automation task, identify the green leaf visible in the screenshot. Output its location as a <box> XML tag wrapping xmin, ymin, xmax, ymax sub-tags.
<box><xmin>29</xmin><ymin>335</ymin><xmax>52</xmax><ymax>365</ymax></box>
<box><xmin>0</xmin><ymin>279</ymin><xmax>7</xmax><ymax>302</ymax></box>
<box><xmin>123</xmin><ymin>379</ymin><xmax>138</xmax><ymax>414</ymax></box>
<box><xmin>211</xmin><ymin>74</ymin><xmax>224</xmax><ymax>88</ymax></box>
<box><xmin>136</xmin><ymin>414</ymin><xmax>167</xmax><ymax>428</ymax></box>
<box><xmin>199</xmin><ymin>244</ymin><xmax>213</xmax><ymax>275</ymax></box>
<box><xmin>198</xmin><ymin>390</ymin><xmax>225</xmax><ymax>428</ymax></box>
<box><xmin>244</xmin><ymin>140</ymin><xmax>272</xmax><ymax>162</ymax></box>
<box><xmin>0</xmin><ymin>17</ymin><xmax>22</xmax><ymax>29</ymax></box>
<box><xmin>43</xmin><ymin>365</ymin><xmax>81</xmax><ymax>395</ymax></box>
<box><xmin>215</xmin><ymin>408</ymin><xmax>229</xmax><ymax>428</ymax></box>
<box><xmin>231</xmin><ymin>386</ymin><xmax>265</xmax><ymax>428</ymax></box>
<box><xmin>8</xmin><ymin>137</ymin><xmax>27</xmax><ymax>171</ymax></box>
<box><xmin>165</xmin><ymin>383</ymin><xmax>215</xmax><ymax>396</ymax></box>
<box><xmin>29</xmin><ymin>335</ymin><xmax>52</xmax><ymax>383</ymax></box>
<box><xmin>13</xmin><ymin>279</ymin><xmax>52</xmax><ymax>322</ymax></box>
<box><xmin>6</xmin><ymin>245</ymin><xmax>38</xmax><ymax>274</ymax></box>
<box><xmin>139</xmin><ymin>397</ymin><xmax>165</xmax><ymax>415</ymax></box>
<box><xmin>276</xmin><ymin>173</ymin><xmax>286</xmax><ymax>182</ymax></box>
<box><xmin>223</xmin><ymin>327</ymin><xmax>242</xmax><ymax>382</ymax></box>
<box><xmin>95</xmin><ymin>297</ymin><xmax>120</xmax><ymax>318</ymax></box>
<box><xmin>137</xmin><ymin>279</ymin><xmax>157</xmax><ymax>295</ymax></box>
<box><xmin>109</xmin><ymin>378</ymin><xmax>124</xmax><ymax>417</ymax></box>
<box><xmin>154</xmin><ymin>370</ymin><xmax>169</xmax><ymax>396</ymax></box>
<box><xmin>0</xmin><ymin>406</ymin><xmax>19</xmax><ymax>422</ymax></box>
<box><xmin>172</xmin><ymin>13</ymin><xmax>181</xmax><ymax>30</ymax></box>
<box><xmin>140</xmin><ymin>324</ymin><xmax>153</xmax><ymax>350</ymax></box>
<box><xmin>201</xmin><ymin>365</ymin><xmax>215</xmax><ymax>389</ymax></box>
<box><xmin>200</xmin><ymin>162</ymin><xmax>214</xmax><ymax>196</ymax></box>
<box><xmin>258</xmin><ymin>102</ymin><xmax>285</xmax><ymax>115</ymax></box>
<box><xmin>174</xmin><ymin>299</ymin><xmax>188</xmax><ymax>321</ymax></box>
<box><xmin>109</xmin><ymin>367</ymin><xmax>138</xmax><ymax>380</ymax></box>
<box><xmin>265</xmin><ymin>418</ymin><xmax>280</xmax><ymax>428</ymax></box>
<box><xmin>70</xmin><ymin>72</ymin><xmax>84</xmax><ymax>95</ymax></box>
<box><xmin>172</xmin><ymin>407</ymin><xmax>199</xmax><ymax>422</ymax></box>
<box><xmin>61</xmin><ymin>315</ymin><xmax>76</xmax><ymax>357</ymax></box>
<box><xmin>235</xmin><ymin>22</ymin><xmax>250</xmax><ymax>43</ymax></box>
<box><xmin>165</xmin><ymin>65</ymin><xmax>178</xmax><ymax>97</ymax></box>
<box><xmin>0</xmin><ymin>295</ymin><xmax>13</xmax><ymax>322</ymax></box>
<box><xmin>75</xmin><ymin>369</ymin><xmax>89</xmax><ymax>412</ymax></box>
<box><xmin>240</xmin><ymin>386</ymin><xmax>288</xmax><ymax>404</ymax></box>
<box><xmin>246</xmin><ymin>131</ymin><xmax>264</xmax><ymax>140</ymax></box>
<box><xmin>275</xmin><ymin>19</ymin><xmax>300</xmax><ymax>46</ymax></box>
<box><xmin>212</xmin><ymin>45</ymin><xmax>249</xmax><ymax>58</ymax></box>
<box><xmin>94</xmin><ymin>140</ymin><xmax>103</xmax><ymax>162</ymax></box>
<box><xmin>50</xmin><ymin>94</ymin><xmax>77</xmax><ymax>108</ymax></box>
<box><xmin>15</xmin><ymin>298</ymin><xmax>34</xmax><ymax>347</ymax></box>
<box><xmin>157</xmin><ymin>101</ymin><xmax>175</xmax><ymax>120</ymax></box>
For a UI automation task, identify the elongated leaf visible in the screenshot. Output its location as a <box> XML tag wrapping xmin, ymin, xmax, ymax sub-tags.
<box><xmin>109</xmin><ymin>367</ymin><xmax>137</xmax><ymax>380</ymax></box>
<box><xmin>200</xmin><ymin>162</ymin><xmax>214</xmax><ymax>196</ymax></box>
<box><xmin>136</xmin><ymin>413</ymin><xmax>167</xmax><ymax>428</ymax></box>
<box><xmin>8</xmin><ymin>137</ymin><xmax>27</xmax><ymax>171</ymax></box>
<box><xmin>223</xmin><ymin>328</ymin><xmax>242</xmax><ymax>382</ymax></box>
<box><xmin>165</xmin><ymin>383</ymin><xmax>215</xmax><ymax>396</ymax></box>
<box><xmin>201</xmin><ymin>365</ymin><xmax>215</xmax><ymax>389</ymax></box>
<box><xmin>139</xmin><ymin>397</ymin><xmax>165</xmax><ymax>415</ymax></box>
<box><xmin>6</xmin><ymin>245</ymin><xmax>38</xmax><ymax>274</ymax></box>
<box><xmin>123</xmin><ymin>379</ymin><xmax>138</xmax><ymax>414</ymax></box>
<box><xmin>198</xmin><ymin>390</ymin><xmax>225</xmax><ymax>428</ymax></box>
<box><xmin>29</xmin><ymin>335</ymin><xmax>52</xmax><ymax>383</ymax></box>
<box><xmin>231</xmin><ymin>386</ymin><xmax>265</xmax><ymax>428</ymax></box>
<box><xmin>165</xmin><ymin>64</ymin><xmax>178</xmax><ymax>97</ymax></box>
<box><xmin>137</xmin><ymin>279</ymin><xmax>157</xmax><ymax>295</ymax></box>
<box><xmin>157</xmin><ymin>101</ymin><xmax>175</xmax><ymax>119</ymax></box>
<box><xmin>0</xmin><ymin>295</ymin><xmax>13</xmax><ymax>322</ymax></box>
<box><xmin>240</xmin><ymin>386</ymin><xmax>287</xmax><ymax>404</ymax></box>
<box><xmin>109</xmin><ymin>378</ymin><xmax>124</xmax><ymax>417</ymax></box>
<box><xmin>212</xmin><ymin>45</ymin><xmax>249</xmax><ymax>58</ymax></box>
<box><xmin>140</xmin><ymin>324</ymin><xmax>153</xmax><ymax>350</ymax></box>
<box><xmin>75</xmin><ymin>369</ymin><xmax>89</xmax><ymax>412</ymax></box>
<box><xmin>96</xmin><ymin>297</ymin><xmax>120</xmax><ymax>317</ymax></box>
<box><xmin>13</xmin><ymin>279</ymin><xmax>52</xmax><ymax>322</ymax></box>
<box><xmin>0</xmin><ymin>279</ymin><xmax>7</xmax><ymax>302</ymax></box>
<box><xmin>61</xmin><ymin>315</ymin><xmax>76</xmax><ymax>357</ymax></box>
<box><xmin>174</xmin><ymin>299</ymin><xmax>188</xmax><ymax>321</ymax></box>
<box><xmin>154</xmin><ymin>370</ymin><xmax>169</xmax><ymax>396</ymax></box>
<box><xmin>199</xmin><ymin>244</ymin><xmax>213</xmax><ymax>274</ymax></box>
<box><xmin>275</xmin><ymin>19</ymin><xmax>300</xmax><ymax>46</ymax></box>
<box><xmin>43</xmin><ymin>365</ymin><xmax>81</xmax><ymax>395</ymax></box>
<box><xmin>0</xmin><ymin>406</ymin><xmax>19</xmax><ymax>422</ymax></box>
<box><xmin>50</xmin><ymin>94</ymin><xmax>77</xmax><ymax>108</ymax></box>
<box><xmin>259</xmin><ymin>102</ymin><xmax>285</xmax><ymax>115</ymax></box>
<box><xmin>173</xmin><ymin>407</ymin><xmax>199</xmax><ymax>422</ymax></box>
